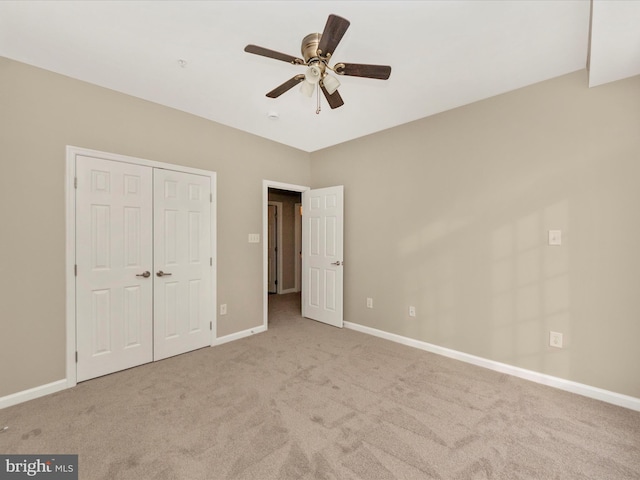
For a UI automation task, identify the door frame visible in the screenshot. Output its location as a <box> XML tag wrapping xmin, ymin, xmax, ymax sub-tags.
<box><xmin>262</xmin><ymin>180</ymin><xmax>309</xmax><ymax>329</ymax></box>
<box><xmin>66</xmin><ymin>146</ymin><xmax>217</xmax><ymax>388</ymax></box>
<box><xmin>267</xmin><ymin>201</ymin><xmax>283</xmax><ymax>294</ymax></box>
<box><xmin>294</xmin><ymin>202</ymin><xmax>302</xmax><ymax>293</ymax></box>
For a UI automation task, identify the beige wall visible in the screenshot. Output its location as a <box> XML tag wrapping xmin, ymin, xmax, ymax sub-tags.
<box><xmin>2</xmin><ymin>56</ymin><xmax>639</xmax><ymax>402</ymax></box>
<box><xmin>0</xmin><ymin>57</ymin><xmax>310</xmax><ymax>397</ymax></box>
<box><xmin>311</xmin><ymin>70</ymin><xmax>640</xmax><ymax>398</ymax></box>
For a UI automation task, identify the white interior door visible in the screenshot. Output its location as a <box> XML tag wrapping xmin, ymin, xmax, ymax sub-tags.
<box><xmin>76</xmin><ymin>156</ymin><xmax>153</xmax><ymax>382</ymax></box>
<box><xmin>268</xmin><ymin>204</ymin><xmax>277</xmax><ymax>293</ymax></box>
<box><xmin>154</xmin><ymin>169</ymin><xmax>212</xmax><ymax>361</ymax></box>
<box><xmin>302</xmin><ymin>186</ymin><xmax>344</xmax><ymax>327</ymax></box>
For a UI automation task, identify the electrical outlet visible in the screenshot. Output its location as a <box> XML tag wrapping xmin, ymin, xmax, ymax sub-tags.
<box><xmin>549</xmin><ymin>331</ymin><xmax>563</xmax><ymax>348</ymax></box>
<box><xmin>220</xmin><ymin>304</ymin><xmax>227</xmax><ymax>315</ymax></box>
<box><xmin>366</xmin><ymin>297</ymin><xmax>373</xmax><ymax>309</ymax></box>
<box><xmin>409</xmin><ymin>306</ymin><xmax>416</xmax><ymax>317</ymax></box>
<box><xmin>548</xmin><ymin>230</ymin><xmax>562</xmax><ymax>246</ymax></box>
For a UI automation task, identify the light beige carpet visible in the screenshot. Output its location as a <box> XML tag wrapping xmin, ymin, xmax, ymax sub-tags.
<box><xmin>1</xmin><ymin>293</ymin><xmax>639</xmax><ymax>479</ymax></box>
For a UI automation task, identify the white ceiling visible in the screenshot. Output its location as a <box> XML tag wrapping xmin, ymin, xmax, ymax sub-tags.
<box><xmin>1</xmin><ymin>1</ymin><xmax>638</xmax><ymax>152</ymax></box>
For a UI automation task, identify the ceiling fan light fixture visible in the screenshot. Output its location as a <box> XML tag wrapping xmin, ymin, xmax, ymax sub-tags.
<box><xmin>304</xmin><ymin>64</ymin><xmax>322</xmax><ymax>84</ymax></box>
<box><xmin>300</xmin><ymin>80</ymin><xmax>316</xmax><ymax>97</ymax></box>
<box><xmin>322</xmin><ymin>74</ymin><xmax>340</xmax><ymax>95</ymax></box>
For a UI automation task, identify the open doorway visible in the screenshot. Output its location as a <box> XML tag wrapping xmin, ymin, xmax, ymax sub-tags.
<box><xmin>268</xmin><ymin>189</ymin><xmax>302</xmax><ymax>307</ymax></box>
<box><xmin>268</xmin><ymin>189</ymin><xmax>302</xmax><ymax>295</ymax></box>
<box><xmin>262</xmin><ymin>181</ymin><xmax>308</xmax><ymax>328</ymax></box>
<box><xmin>263</xmin><ymin>180</ymin><xmax>345</xmax><ymax>330</ymax></box>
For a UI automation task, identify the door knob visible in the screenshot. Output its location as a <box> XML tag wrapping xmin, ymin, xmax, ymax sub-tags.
<box><xmin>136</xmin><ymin>271</ymin><xmax>151</xmax><ymax>278</ymax></box>
<box><xmin>331</xmin><ymin>261</ymin><xmax>343</xmax><ymax>266</ymax></box>
<box><xmin>156</xmin><ymin>270</ymin><xmax>172</xmax><ymax>277</ymax></box>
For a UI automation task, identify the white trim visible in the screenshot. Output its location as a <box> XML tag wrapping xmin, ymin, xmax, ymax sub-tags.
<box><xmin>66</xmin><ymin>146</ymin><xmax>217</xmax><ymax>387</ymax></box>
<box><xmin>294</xmin><ymin>202</ymin><xmax>302</xmax><ymax>293</ymax></box>
<box><xmin>0</xmin><ymin>379</ymin><xmax>67</xmax><ymax>410</ymax></box>
<box><xmin>262</xmin><ymin>181</ymin><xmax>309</xmax><ymax>330</ymax></box>
<box><xmin>213</xmin><ymin>325</ymin><xmax>267</xmax><ymax>346</ymax></box>
<box><xmin>267</xmin><ymin>201</ymin><xmax>284</xmax><ymax>294</ymax></box>
<box><xmin>67</xmin><ymin>145</ymin><xmax>216</xmax><ymax>176</ymax></box>
<box><xmin>209</xmin><ymin>174</ymin><xmax>218</xmax><ymax>345</ymax></box>
<box><xmin>65</xmin><ymin>149</ymin><xmax>77</xmax><ymax>390</ymax></box>
<box><xmin>344</xmin><ymin>321</ymin><xmax>640</xmax><ymax>412</ymax></box>
<box><xmin>280</xmin><ymin>288</ymin><xmax>298</xmax><ymax>294</ymax></box>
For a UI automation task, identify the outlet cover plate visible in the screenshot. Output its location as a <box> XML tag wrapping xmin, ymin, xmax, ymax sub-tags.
<box><xmin>548</xmin><ymin>230</ymin><xmax>562</xmax><ymax>246</ymax></box>
<box><xmin>549</xmin><ymin>331</ymin><xmax>563</xmax><ymax>348</ymax></box>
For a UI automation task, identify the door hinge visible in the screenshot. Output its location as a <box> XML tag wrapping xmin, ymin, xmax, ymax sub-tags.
<box><xmin>210</xmin><ymin>321</ymin><xmax>212</xmax><ymax>331</ymax></box>
<box><xmin>74</xmin><ymin>177</ymin><xmax>78</xmax><ymax>189</ymax></box>
<box><xmin>210</xmin><ymin>257</ymin><xmax>213</xmax><ymax>266</ymax></box>
<box><xmin>210</xmin><ymin>193</ymin><xmax>213</xmax><ymax>203</ymax></box>
<box><xmin>74</xmin><ymin>264</ymin><xmax>77</xmax><ymax>276</ymax></box>
<box><xmin>75</xmin><ymin>351</ymin><xmax>78</xmax><ymax>363</ymax></box>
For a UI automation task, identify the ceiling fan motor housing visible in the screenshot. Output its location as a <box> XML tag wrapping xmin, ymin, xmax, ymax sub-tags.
<box><xmin>301</xmin><ymin>33</ymin><xmax>323</xmax><ymax>63</ymax></box>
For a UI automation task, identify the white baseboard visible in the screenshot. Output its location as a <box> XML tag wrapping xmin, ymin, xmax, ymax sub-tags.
<box><xmin>344</xmin><ymin>321</ymin><xmax>640</xmax><ymax>412</ymax></box>
<box><xmin>1</xmin><ymin>328</ymin><xmax>267</xmax><ymax>410</ymax></box>
<box><xmin>0</xmin><ymin>379</ymin><xmax>68</xmax><ymax>410</ymax></box>
<box><xmin>213</xmin><ymin>325</ymin><xmax>266</xmax><ymax>346</ymax></box>
<box><xmin>279</xmin><ymin>288</ymin><xmax>298</xmax><ymax>294</ymax></box>
<box><xmin>6</xmin><ymin>324</ymin><xmax>636</xmax><ymax>413</ymax></box>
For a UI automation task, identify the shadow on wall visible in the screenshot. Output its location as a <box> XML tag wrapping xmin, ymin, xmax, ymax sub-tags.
<box><xmin>489</xmin><ymin>200</ymin><xmax>570</xmax><ymax>376</ymax></box>
<box><xmin>397</xmin><ymin>195</ymin><xmax>571</xmax><ymax>377</ymax></box>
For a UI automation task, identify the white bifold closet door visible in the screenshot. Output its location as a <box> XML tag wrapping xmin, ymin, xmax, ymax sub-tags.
<box><xmin>153</xmin><ymin>169</ymin><xmax>212</xmax><ymax>361</ymax></box>
<box><xmin>76</xmin><ymin>157</ymin><xmax>211</xmax><ymax>382</ymax></box>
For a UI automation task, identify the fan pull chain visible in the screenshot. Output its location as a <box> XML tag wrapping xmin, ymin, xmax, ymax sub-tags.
<box><xmin>316</xmin><ymin>84</ymin><xmax>321</xmax><ymax>115</ymax></box>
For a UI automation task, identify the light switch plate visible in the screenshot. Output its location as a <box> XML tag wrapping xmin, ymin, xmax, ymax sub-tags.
<box><xmin>248</xmin><ymin>234</ymin><xmax>260</xmax><ymax>243</ymax></box>
<box><xmin>548</xmin><ymin>230</ymin><xmax>562</xmax><ymax>246</ymax></box>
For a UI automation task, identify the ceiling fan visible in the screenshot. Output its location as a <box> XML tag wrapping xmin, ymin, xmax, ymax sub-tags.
<box><xmin>244</xmin><ymin>14</ymin><xmax>391</xmax><ymax>111</ymax></box>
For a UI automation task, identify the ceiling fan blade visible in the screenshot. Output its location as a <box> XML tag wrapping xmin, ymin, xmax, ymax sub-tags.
<box><xmin>335</xmin><ymin>63</ymin><xmax>392</xmax><ymax>80</ymax></box>
<box><xmin>317</xmin><ymin>14</ymin><xmax>350</xmax><ymax>58</ymax></box>
<box><xmin>244</xmin><ymin>44</ymin><xmax>304</xmax><ymax>65</ymax></box>
<box><xmin>266</xmin><ymin>75</ymin><xmax>306</xmax><ymax>98</ymax></box>
<box><xmin>320</xmin><ymin>83</ymin><xmax>344</xmax><ymax>109</ymax></box>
